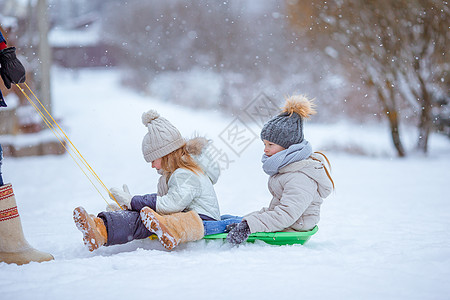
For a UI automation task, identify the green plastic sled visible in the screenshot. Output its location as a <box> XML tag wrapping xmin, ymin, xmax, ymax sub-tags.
<box><xmin>203</xmin><ymin>225</ymin><xmax>318</xmax><ymax>246</ymax></box>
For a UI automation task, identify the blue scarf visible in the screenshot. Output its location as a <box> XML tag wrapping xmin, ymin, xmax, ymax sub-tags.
<box><xmin>261</xmin><ymin>140</ymin><xmax>312</xmax><ymax>176</ymax></box>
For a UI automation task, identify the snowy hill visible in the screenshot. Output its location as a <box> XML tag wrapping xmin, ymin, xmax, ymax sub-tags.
<box><xmin>1</xmin><ymin>68</ymin><xmax>450</xmax><ymax>300</ymax></box>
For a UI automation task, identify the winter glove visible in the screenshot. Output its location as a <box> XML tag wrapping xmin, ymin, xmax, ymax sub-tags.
<box><xmin>226</xmin><ymin>220</ymin><xmax>251</xmax><ymax>245</ymax></box>
<box><xmin>0</xmin><ymin>47</ymin><xmax>26</xmax><ymax>89</ymax></box>
<box><xmin>105</xmin><ymin>203</ymin><xmax>122</xmax><ymax>212</ymax></box>
<box><xmin>225</xmin><ymin>223</ymin><xmax>239</xmax><ymax>233</ymax></box>
<box><xmin>109</xmin><ymin>184</ymin><xmax>133</xmax><ymax>210</ymax></box>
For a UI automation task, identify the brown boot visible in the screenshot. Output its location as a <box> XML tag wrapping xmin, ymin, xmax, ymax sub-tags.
<box><xmin>73</xmin><ymin>206</ymin><xmax>107</xmax><ymax>251</ymax></box>
<box><xmin>140</xmin><ymin>207</ymin><xmax>204</xmax><ymax>250</ymax></box>
<box><xmin>0</xmin><ymin>183</ymin><xmax>54</xmax><ymax>265</ymax></box>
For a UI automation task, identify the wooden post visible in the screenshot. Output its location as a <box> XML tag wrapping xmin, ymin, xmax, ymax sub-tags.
<box><xmin>36</xmin><ymin>0</ymin><xmax>52</xmax><ymax>115</ymax></box>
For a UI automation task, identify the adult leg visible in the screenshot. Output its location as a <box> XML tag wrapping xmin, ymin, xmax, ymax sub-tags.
<box><xmin>1</xmin><ymin>183</ymin><xmax>54</xmax><ymax>264</ymax></box>
<box><xmin>0</xmin><ymin>144</ymin><xmax>4</xmax><ymax>186</ymax></box>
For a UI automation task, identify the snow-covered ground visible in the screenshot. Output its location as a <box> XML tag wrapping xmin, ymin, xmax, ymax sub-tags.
<box><xmin>1</xmin><ymin>68</ymin><xmax>449</xmax><ymax>300</ymax></box>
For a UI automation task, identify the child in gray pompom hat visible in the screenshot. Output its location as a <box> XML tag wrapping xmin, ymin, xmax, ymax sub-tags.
<box><xmin>227</xmin><ymin>95</ymin><xmax>335</xmax><ymax>245</ymax></box>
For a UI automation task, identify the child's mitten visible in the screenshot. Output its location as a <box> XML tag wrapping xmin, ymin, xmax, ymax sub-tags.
<box><xmin>105</xmin><ymin>203</ymin><xmax>121</xmax><ymax>212</ymax></box>
<box><xmin>225</xmin><ymin>223</ymin><xmax>239</xmax><ymax>232</ymax></box>
<box><xmin>109</xmin><ymin>184</ymin><xmax>132</xmax><ymax>209</ymax></box>
<box><xmin>226</xmin><ymin>220</ymin><xmax>251</xmax><ymax>245</ymax></box>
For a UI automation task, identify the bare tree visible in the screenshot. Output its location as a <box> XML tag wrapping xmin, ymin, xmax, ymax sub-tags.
<box><xmin>287</xmin><ymin>0</ymin><xmax>449</xmax><ymax>156</ymax></box>
<box><xmin>101</xmin><ymin>0</ymin><xmax>301</xmax><ymax>104</ymax></box>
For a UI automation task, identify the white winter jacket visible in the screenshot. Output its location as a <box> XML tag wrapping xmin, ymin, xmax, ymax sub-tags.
<box><xmin>155</xmin><ymin>137</ymin><xmax>221</xmax><ymax>220</ymax></box>
<box><xmin>156</xmin><ymin>168</ymin><xmax>221</xmax><ymax>220</ymax></box>
<box><xmin>244</xmin><ymin>153</ymin><xmax>333</xmax><ymax>233</ymax></box>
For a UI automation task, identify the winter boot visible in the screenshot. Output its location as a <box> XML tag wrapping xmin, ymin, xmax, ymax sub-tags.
<box><xmin>73</xmin><ymin>206</ymin><xmax>107</xmax><ymax>251</ymax></box>
<box><xmin>140</xmin><ymin>207</ymin><xmax>204</xmax><ymax>250</ymax></box>
<box><xmin>0</xmin><ymin>183</ymin><xmax>54</xmax><ymax>265</ymax></box>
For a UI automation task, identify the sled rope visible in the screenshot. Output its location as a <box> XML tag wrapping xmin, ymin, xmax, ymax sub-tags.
<box><xmin>15</xmin><ymin>83</ymin><xmax>123</xmax><ymax>210</ymax></box>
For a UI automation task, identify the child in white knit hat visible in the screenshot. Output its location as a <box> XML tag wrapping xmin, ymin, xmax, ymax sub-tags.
<box><xmin>227</xmin><ymin>95</ymin><xmax>335</xmax><ymax>245</ymax></box>
<box><xmin>74</xmin><ymin>109</ymin><xmax>225</xmax><ymax>251</ymax></box>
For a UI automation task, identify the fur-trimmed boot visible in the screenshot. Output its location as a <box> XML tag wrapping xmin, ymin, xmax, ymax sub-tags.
<box><xmin>73</xmin><ymin>206</ymin><xmax>107</xmax><ymax>251</ymax></box>
<box><xmin>0</xmin><ymin>183</ymin><xmax>54</xmax><ymax>265</ymax></box>
<box><xmin>140</xmin><ymin>207</ymin><xmax>204</xmax><ymax>250</ymax></box>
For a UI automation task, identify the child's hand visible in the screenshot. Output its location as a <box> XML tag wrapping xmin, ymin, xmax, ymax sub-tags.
<box><xmin>226</xmin><ymin>220</ymin><xmax>251</xmax><ymax>245</ymax></box>
<box><xmin>225</xmin><ymin>223</ymin><xmax>239</xmax><ymax>233</ymax></box>
<box><xmin>109</xmin><ymin>184</ymin><xmax>133</xmax><ymax>209</ymax></box>
<box><xmin>105</xmin><ymin>203</ymin><xmax>121</xmax><ymax>212</ymax></box>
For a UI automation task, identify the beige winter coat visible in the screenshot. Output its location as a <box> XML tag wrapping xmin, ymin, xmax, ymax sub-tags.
<box><xmin>155</xmin><ymin>137</ymin><xmax>221</xmax><ymax>220</ymax></box>
<box><xmin>244</xmin><ymin>153</ymin><xmax>333</xmax><ymax>233</ymax></box>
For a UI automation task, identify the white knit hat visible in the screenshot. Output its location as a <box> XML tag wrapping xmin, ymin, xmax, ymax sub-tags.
<box><xmin>141</xmin><ymin>110</ymin><xmax>185</xmax><ymax>162</ymax></box>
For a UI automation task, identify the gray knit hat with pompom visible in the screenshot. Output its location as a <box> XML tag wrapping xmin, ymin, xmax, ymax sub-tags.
<box><xmin>141</xmin><ymin>110</ymin><xmax>185</xmax><ymax>162</ymax></box>
<box><xmin>260</xmin><ymin>95</ymin><xmax>316</xmax><ymax>149</ymax></box>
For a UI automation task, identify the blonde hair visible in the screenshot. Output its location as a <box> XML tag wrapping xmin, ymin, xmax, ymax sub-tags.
<box><xmin>160</xmin><ymin>144</ymin><xmax>203</xmax><ymax>180</ymax></box>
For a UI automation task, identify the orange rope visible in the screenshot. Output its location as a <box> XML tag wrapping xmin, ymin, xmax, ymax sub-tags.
<box><xmin>15</xmin><ymin>83</ymin><xmax>122</xmax><ymax>210</ymax></box>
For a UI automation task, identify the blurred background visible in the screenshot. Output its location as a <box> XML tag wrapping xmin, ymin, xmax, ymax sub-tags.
<box><xmin>0</xmin><ymin>0</ymin><xmax>448</xmax><ymax>157</ymax></box>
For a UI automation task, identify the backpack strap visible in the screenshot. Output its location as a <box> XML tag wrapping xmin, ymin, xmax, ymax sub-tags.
<box><xmin>312</xmin><ymin>151</ymin><xmax>335</xmax><ymax>189</ymax></box>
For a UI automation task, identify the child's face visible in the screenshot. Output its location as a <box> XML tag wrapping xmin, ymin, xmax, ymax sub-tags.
<box><xmin>151</xmin><ymin>158</ymin><xmax>162</xmax><ymax>170</ymax></box>
<box><xmin>263</xmin><ymin>140</ymin><xmax>285</xmax><ymax>157</ymax></box>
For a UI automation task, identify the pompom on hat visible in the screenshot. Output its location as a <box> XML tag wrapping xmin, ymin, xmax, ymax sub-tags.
<box><xmin>260</xmin><ymin>95</ymin><xmax>316</xmax><ymax>149</ymax></box>
<box><xmin>141</xmin><ymin>110</ymin><xmax>185</xmax><ymax>162</ymax></box>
